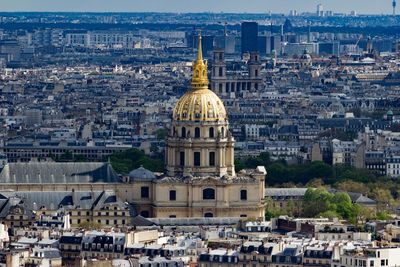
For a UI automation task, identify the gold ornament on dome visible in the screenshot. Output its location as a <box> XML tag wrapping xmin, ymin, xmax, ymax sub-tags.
<box><xmin>173</xmin><ymin>33</ymin><xmax>227</xmax><ymax>122</ymax></box>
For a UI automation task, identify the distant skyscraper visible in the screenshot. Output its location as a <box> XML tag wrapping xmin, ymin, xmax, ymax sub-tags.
<box><xmin>283</xmin><ymin>19</ymin><xmax>293</xmax><ymax>33</ymax></box>
<box><xmin>317</xmin><ymin>4</ymin><xmax>324</xmax><ymax>17</ymax></box>
<box><xmin>241</xmin><ymin>22</ymin><xmax>258</xmax><ymax>54</ymax></box>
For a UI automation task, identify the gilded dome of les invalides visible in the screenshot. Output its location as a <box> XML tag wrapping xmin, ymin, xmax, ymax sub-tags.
<box><xmin>172</xmin><ymin>35</ymin><xmax>227</xmax><ymax>123</ymax></box>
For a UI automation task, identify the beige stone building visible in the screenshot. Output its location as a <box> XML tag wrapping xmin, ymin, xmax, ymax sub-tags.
<box><xmin>0</xmin><ymin>35</ymin><xmax>266</xmax><ymax>220</ymax></box>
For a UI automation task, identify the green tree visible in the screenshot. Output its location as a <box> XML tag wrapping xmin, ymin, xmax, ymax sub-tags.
<box><xmin>335</xmin><ymin>180</ymin><xmax>370</xmax><ymax>196</ymax></box>
<box><xmin>265</xmin><ymin>208</ymin><xmax>285</xmax><ymax>221</ymax></box>
<box><xmin>110</xmin><ymin>148</ymin><xmax>164</xmax><ymax>174</ymax></box>
<box><xmin>303</xmin><ymin>188</ymin><xmax>334</xmax><ymax>217</ymax></box>
<box><xmin>376</xmin><ymin>211</ymin><xmax>391</xmax><ymax>220</ymax></box>
<box><xmin>267</xmin><ymin>162</ymin><xmax>290</xmax><ymax>184</ymax></box>
<box><xmin>285</xmin><ymin>200</ymin><xmax>296</xmax><ymax>217</ymax></box>
<box><xmin>332</xmin><ymin>192</ymin><xmax>354</xmax><ymax>219</ymax></box>
<box><xmin>306</xmin><ymin>178</ymin><xmax>325</xmax><ymax>188</ymax></box>
<box><xmin>234</xmin><ymin>159</ymin><xmax>246</xmax><ymax>172</ymax></box>
<box><xmin>371</xmin><ymin>188</ymin><xmax>394</xmax><ymax>209</ymax></box>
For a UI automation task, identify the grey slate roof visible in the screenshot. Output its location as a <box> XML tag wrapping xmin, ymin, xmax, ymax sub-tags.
<box><xmin>0</xmin><ymin>162</ymin><xmax>122</xmax><ymax>184</ymax></box>
<box><xmin>131</xmin><ymin>215</ymin><xmax>157</xmax><ymax>227</ymax></box>
<box><xmin>0</xmin><ymin>196</ymin><xmax>35</xmax><ymax>219</ymax></box>
<box><xmin>265</xmin><ymin>188</ymin><xmax>308</xmax><ymax>197</ymax></box>
<box><xmin>128</xmin><ymin>166</ymin><xmax>156</xmax><ymax>181</ymax></box>
<box><xmin>346</xmin><ymin>192</ymin><xmax>377</xmax><ymax>205</ymax></box>
<box><xmin>0</xmin><ymin>190</ymin><xmax>127</xmax><ymax>213</ymax></box>
<box><xmin>329</xmin><ymin>189</ymin><xmax>377</xmax><ymax>205</ymax></box>
<box><xmin>33</xmin><ymin>248</ymin><xmax>61</xmax><ymax>259</ymax></box>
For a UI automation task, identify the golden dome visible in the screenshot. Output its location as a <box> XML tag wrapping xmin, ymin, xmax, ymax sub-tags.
<box><xmin>173</xmin><ymin>88</ymin><xmax>227</xmax><ymax>122</ymax></box>
<box><xmin>173</xmin><ymin>34</ymin><xmax>227</xmax><ymax>122</ymax></box>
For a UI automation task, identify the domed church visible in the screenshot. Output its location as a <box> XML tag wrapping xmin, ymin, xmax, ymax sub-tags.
<box><xmin>130</xmin><ymin>35</ymin><xmax>267</xmax><ymax>219</ymax></box>
<box><xmin>0</xmin><ymin>35</ymin><xmax>266</xmax><ymax>220</ymax></box>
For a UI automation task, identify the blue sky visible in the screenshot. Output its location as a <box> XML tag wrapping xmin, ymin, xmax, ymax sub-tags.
<box><xmin>0</xmin><ymin>0</ymin><xmax>393</xmax><ymax>14</ymax></box>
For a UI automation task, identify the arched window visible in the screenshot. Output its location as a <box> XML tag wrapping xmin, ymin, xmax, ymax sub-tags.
<box><xmin>204</xmin><ymin>212</ymin><xmax>214</xmax><ymax>218</ymax></box>
<box><xmin>219</xmin><ymin>67</ymin><xmax>223</xmax><ymax>77</ymax></box>
<box><xmin>209</xmin><ymin>127</ymin><xmax>214</xmax><ymax>138</ymax></box>
<box><xmin>203</xmin><ymin>188</ymin><xmax>215</xmax><ymax>200</ymax></box>
<box><xmin>195</xmin><ymin>127</ymin><xmax>201</xmax><ymax>138</ymax></box>
<box><xmin>221</xmin><ymin>127</ymin><xmax>225</xmax><ymax>138</ymax></box>
<box><xmin>240</xmin><ymin>189</ymin><xmax>247</xmax><ymax>200</ymax></box>
<box><xmin>181</xmin><ymin>127</ymin><xmax>186</xmax><ymax>138</ymax></box>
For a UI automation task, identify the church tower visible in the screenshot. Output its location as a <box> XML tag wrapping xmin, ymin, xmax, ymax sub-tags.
<box><xmin>166</xmin><ymin>34</ymin><xmax>235</xmax><ymax>178</ymax></box>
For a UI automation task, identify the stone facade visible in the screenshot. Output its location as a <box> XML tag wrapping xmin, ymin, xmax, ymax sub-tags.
<box><xmin>210</xmin><ymin>50</ymin><xmax>263</xmax><ymax>97</ymax></box>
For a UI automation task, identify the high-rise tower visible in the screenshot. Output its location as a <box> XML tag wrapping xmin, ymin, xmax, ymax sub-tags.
<box><xmin>241</xmin><ymin>22</ymin><xmax>259</xmax><ymax>54</ymax></box>
<box><xmin>317</xmin><ymin>4</ymin><xmax>324</xmax><ymax>17</ymax></box>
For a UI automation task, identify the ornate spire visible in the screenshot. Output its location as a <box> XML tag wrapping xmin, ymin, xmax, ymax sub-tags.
<box><xmin>191</xmin><ymin>32</ymin><xmax>208</xmax><ymax>90</ymax></box>
<box><xmin>197</xmin><ymin>32</ymin><xmax>203</xmax><ymax>62</ymax></box>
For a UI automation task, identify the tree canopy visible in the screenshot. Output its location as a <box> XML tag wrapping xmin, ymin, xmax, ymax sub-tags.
<box><xmin>110</xmin><ymin>148</ymin><xmax>164</xmax><ymax>174</ymax></box>
<box><xmin>302</xmin><ymin>188</ymin><xmax>370</xmax><ymax>224</ymax></box>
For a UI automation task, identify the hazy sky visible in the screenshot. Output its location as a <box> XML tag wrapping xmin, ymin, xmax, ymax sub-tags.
<box><xmin>0</xmin><ymin>0</ymin><xmax>394</xmax><ymax>14</ymax></box>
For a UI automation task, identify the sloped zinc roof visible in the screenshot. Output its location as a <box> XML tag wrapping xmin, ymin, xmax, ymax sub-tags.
<box><xmin>0</xmin><ymin>162</ymin><xmax>122</xmax><ymax>184</ymax></box>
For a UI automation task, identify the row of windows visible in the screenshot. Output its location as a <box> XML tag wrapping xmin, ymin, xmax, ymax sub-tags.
<box><xmin>179</xmin><ymin>127</ymin><xmax>221</xmax><ymax>138</ymax></box>
<box><xmin>215</xmin><ymin>82</ymin><xmax>259</xmax><ymax>94</ymax></box>
<box><xmin>73</xmin><ymin>211</ymin><xmax>126</xmax><ymax>216</ymax></box>
<box><xmin>180</xmin><ymin>151</ymin><xmax>215</xmax><ymax>167</ymax></box>
<box><xmin>387</xmin><ymin>164</ymin><xmax>400</xmax><ymax>169</ymax></box>
<box><xmin>83</xmin><ymin>243</ymin><xmax>122</xmax><ymax>251</ymax></box>
<box><xmin>342</xmin><ymin>258</ymin><xmax>388</xmax><ymax>266</ymax></box>
<box><xmin>74</xmin><ymin>219</ymin><xmax>126</xmax><ymax>225</ymax></box>
<box><xmin>140</xmin><ymin>187</ymin><xmax>247</xmax><ymax>201</ymax></box>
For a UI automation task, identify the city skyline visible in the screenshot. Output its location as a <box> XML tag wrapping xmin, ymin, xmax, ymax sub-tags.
<box><xmin>0</xmin><ymin>0</ymin><xmax>396</xmax><ymax>15</ymax></box>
